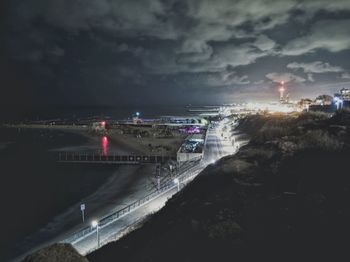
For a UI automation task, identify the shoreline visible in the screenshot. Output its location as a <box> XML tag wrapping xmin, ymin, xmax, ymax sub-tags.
<box><xmin>2</xmin><ymin>125</ymin><xmax>178</xmax><ymax>261</ymax></box>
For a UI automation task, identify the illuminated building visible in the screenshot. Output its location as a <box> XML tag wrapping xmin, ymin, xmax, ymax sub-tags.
<box><xmin>340</xmin><ymin>88</ymin><xmax>350</xmax><ymax>101</ymax></box>
<box><xmin>334</xmin><ymin>88</ymin><xmax>350</xmax><ymax>108</ymax></box>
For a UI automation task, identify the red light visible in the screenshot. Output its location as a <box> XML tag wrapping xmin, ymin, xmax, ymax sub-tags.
<box><xmin>101</xmin><ymin>121</ymin><xmax>106</xmax><ymax>127</ymax></box>
<box><xmin>102</xmin><ymin>136</ymin><xmax>108</xmax><ymax>156</ymax></box>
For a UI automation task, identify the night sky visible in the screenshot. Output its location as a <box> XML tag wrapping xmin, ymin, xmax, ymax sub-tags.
<box><xmin>1</xmin><ymin>0</ymin><xmax>350</xmax><ymax>107</ymax></box>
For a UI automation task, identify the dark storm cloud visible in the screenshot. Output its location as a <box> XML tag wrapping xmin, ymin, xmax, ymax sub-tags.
<box><xmin>3</xmin><ymin>0</ymin><xmax>350</xmax><ymax>106</ymax></box>
<box><xmin>281</xmin><ymin>19</ymin><xmax>350</xmax><ymax>56</ymax></box>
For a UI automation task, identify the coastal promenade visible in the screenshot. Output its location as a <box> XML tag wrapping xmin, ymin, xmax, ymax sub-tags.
<box><xmin>65</xmin><ymin>120</ymin><xmax>240</xmax><ymax>255</ymax></box>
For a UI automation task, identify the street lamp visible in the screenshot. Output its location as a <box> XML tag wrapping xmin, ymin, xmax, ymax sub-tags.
<box><xmin>173</xmin><ymin>178</ymin><xmax>180</xmax><ymax>191</ymax></box>
<box><xmin>80</xmin><ymin>204</ymin><xmax>85</xmax><ymax>223</ymax></box>
<box><xmin>91</xmin><ymin>220</ymin><xmax>100</xmax><ymax>248</ymax></box>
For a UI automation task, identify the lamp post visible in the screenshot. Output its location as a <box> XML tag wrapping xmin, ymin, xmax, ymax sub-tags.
<box><xmin>174</xmin><ymin>178</ymin><xmax>180</xmax><ymax>192</ymax></box>
<box><xmin>91</xmin><ymin>220</ymin><xmax>100</xmax><ymax>248</ymax></box>
<box><xmin>156</xmin><ymin>164</ymin><xmax>161</xmax><ymax>190</ymax></box>
<box><xmin>80</xmin><ymin>204</ymin><xmax>85</xmax><ymax>223</ymax></box>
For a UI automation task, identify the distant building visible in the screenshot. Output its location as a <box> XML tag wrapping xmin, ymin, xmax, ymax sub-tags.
<box><xmin>298</xmin><ymin>95</ymin><xmax>334</xmax><ymax>113</ymax></box>
<box><xmin>132</xmin><ymin>116</ymin><xmax>143</xmax><ymax>124</ymax></box>
<box><xmin>177</xmin><ymin>133</ymin><xmax>205</xmax><ymax>162</ymax></box>
<box><xmin>91</xmin><ymin>121</ymin><xmax>107</xmax><ymax>132</ymax></box>
<box><xmin>298</xmin><ymin>98</ymin><xmax>313</xmax><ymax>111</ymax></box>
<box><xmin>340</xmin><ymin>88</ymin><xmax>350</xmax><ymax>101</ymax></box>
<box><xmin>334</xmin><ymin>88</ymin><xmax>350</xmax><ymax>108</ymax></box>
<box><xmin>314</xmin><ymin>95</ymin><xmax>333</xmax><ymax>106</ymax></box>
<box><xmin>132</xmin><ymin>112</ymin><xmax>143</xmax><ymax>124</ymax></box>
<box><xmin>160</xmin><ymin>116</ymin><xmax>208</xmax><ymax>126</ymax></box>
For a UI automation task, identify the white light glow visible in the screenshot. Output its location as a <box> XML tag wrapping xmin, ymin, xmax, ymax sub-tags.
<box><xmin>91</xmin><ymin>220</ymin><xmax>98</xmax><ymax>228</ymax></box>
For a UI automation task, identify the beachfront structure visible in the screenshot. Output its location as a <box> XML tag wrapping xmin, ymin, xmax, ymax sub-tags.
<box><xmin>334</xmin><ymin>88</ymin><xmax>350</xmax><ymax>102</ymax></box>
<box><xmin>177</xmin><ymin>133</ymin><xmax>205</xmax><ymax>162</ymax></box>
<box><xmin>314</xmin><ymin>95</ymin><xmax>333</xmax><ymax>106</ymax></box>
<box><xmin>91</xmin><ymin>121</ymin><xmax>107</xmax><ymax>132</ymax></box>
<box><xmin>340</xmin><ymin>88</ymin><xmax>350</xmax><ymax>102</ymax></box>
<box><xmin>161</xmin><ymin>116</ymin><xmax>208</xmax><ymax>126</ymax></box>
<box><xmin>334</xmin><ymin>88</ymin><xmax>350</xmax><ymax>108</ymax></box>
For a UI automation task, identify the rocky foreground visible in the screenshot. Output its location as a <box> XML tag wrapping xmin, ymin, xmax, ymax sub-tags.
<box><xmin>22</xmin><ymin>244</ymin><xmax>87</xmax><ymax>262</ymax></box>
<box><xmin>25</xmin><ymin>110</ymin><xmax>350</xmax><ymax>261</ymax></box>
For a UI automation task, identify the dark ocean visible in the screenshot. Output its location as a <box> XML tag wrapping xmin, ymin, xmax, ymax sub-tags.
<box><xmin>0</xmin><ymin>106</ymin><xmax>190</xmax><ymax>261</ymax></box>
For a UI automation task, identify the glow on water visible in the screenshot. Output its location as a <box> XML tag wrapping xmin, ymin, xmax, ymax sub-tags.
<box><xmin>102</xmin><ymin>136</ymin><xmax>108</xmax><ymax>156</ymax></box>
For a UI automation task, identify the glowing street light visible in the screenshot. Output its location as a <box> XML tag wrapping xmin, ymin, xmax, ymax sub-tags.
<box><xmin>80</xmin><ymin>204</ymin><xmax>85</xmax><ymax>223</ymax></box>
<box><xmin>173</xmin><ymin>178</ymin><xmax>180</xmax><ymax>191</ymax></box>
<box><xmin>91</xmin><ymin>220</ymin><xmax>100</xmax><ymax>248</ymax></box>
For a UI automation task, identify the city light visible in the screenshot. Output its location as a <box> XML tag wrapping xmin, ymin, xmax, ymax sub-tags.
<box><xmin>91</xmin><ymin>220</ymin><xmax>98</xmax><ymax>228</ymax></box>
<box><xmin>334</xmin><ymin>97</ymin><xmax>344</xmax><ymax>110</ymax></box>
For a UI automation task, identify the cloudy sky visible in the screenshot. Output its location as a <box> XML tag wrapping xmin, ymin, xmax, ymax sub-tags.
<box><xmin>1</xmin><ymin>0</ymin><xmax>350</xmax><ymax>107</ymax></box>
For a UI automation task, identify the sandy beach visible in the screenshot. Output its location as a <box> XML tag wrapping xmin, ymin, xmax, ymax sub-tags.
<box><xmin>5</xmin><ymin>123</ymin><xmax>186</xmax><ymax>156</ymax></box>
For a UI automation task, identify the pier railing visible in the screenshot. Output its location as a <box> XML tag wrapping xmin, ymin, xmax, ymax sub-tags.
<box><xmin>57</xmin><ymin>152</ymin><xmax>174</xmax><ymax>164</ymax></box>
